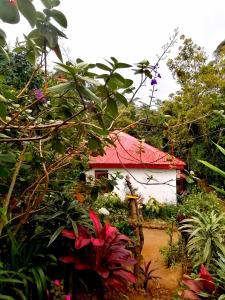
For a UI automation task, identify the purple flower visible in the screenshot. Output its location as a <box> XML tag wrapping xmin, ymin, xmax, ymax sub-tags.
<box><xmin>151</xmin><ymin>78</ymin><xmax>157</xmax><ymax>85</ymax></box>
<box><xmin>157</xmin><ymin>73</ymin><xmax>161</xmax><ymax>78</ymax></box>
<box><xmin>34</xmin><ymin>89</ymin><xmax>46</xmax><ymax>102</ymax></box>
<box><xmin>65</xmin><ymin>294</ymin><xmax>72</xmax><ymax>300</ymax></box>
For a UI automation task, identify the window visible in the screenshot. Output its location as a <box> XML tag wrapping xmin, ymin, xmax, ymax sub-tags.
<box><xmin>95</xmin><ymin>170</ymin><xmax>108</xmax><ymax>180</ymax></box>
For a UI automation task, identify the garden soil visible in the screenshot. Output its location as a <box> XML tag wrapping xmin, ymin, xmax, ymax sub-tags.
<box><xmin>139</xmin><ymin>228</ymin><xmax>183</xmax><ymax>299</ymax></box>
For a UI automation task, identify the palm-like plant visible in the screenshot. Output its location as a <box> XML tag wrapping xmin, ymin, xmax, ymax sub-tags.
<box><xmin>180</xmin><ymin>211</ymin><xmax>225</xmax><ymax>267</ymax></box>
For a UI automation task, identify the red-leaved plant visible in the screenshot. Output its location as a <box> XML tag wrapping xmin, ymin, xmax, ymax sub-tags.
<box><xmin>181</xmin><ymin>265</ymin><xmax>215</xmax><ymax>299</ymax></box>
<box><xmin>60</xmin><ymin>210</ymin><xmax>136</xmax><ymax>291</ymax></box>
<box><xmin>140</xmin><ymin>260</ymin><xmax>160</xmax><ymax>291</ymax></box>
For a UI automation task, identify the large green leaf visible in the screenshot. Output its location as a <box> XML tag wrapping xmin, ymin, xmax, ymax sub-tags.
<box><xmin>211</xmin><ymin>185</ymin><xmax>225</xmax><ymax>196</ymax></box>
<box><xmin>214</xmin><ymin>143</ymin><xmax>225</xmax><ymax>156</ymax></box>
<box><xmin>0</xmin><ymin>278</ymin><xmax>23</xmax><ymax>283</ymax></box>
<box><xmin>107</xmin><ymin>98</ymin><xmax>118</xmax><ymax>117</ymax></box>
<box><xmin>0</xmin><ymin>153</ymin><xmax>16</xmax><ymax>163</ymax></box>
<box><xmin>45</xmin><ymin>30</ymin><xmax>58</xmax><ymax>48</ymax></box>
<box><xmin>0</xmin><ymin>0</ymin><xmax>20</xmax><ymax>24</ymax></box>
<box><xmin>0</xmin><ymin>166</ymin><xmax>9</xmax><ymax>177</ymax></box>
<box><xmin>114</xmin><ymin>92</ymin><xmax>128</xmax><ymax>106</ymax></box>
<box><xmin>108</xmin><ymin>73</ymin><xmax>133</xmax><ymax>90</ymax></box>
<box><xmin>115</xmin><ymin>62</ymin><xmax>132</xmax><ymax>69</ymax></box>
<box><xmin>17</xmin><ymin>0</ymin><xmax>36</xmax><ymax>27</ymax></box>
<box><xmin>52</xmin><ymin>44</ymin><xmax>63</xmax><ymax>61</ymax></box>
<box><xmin>96</xmin><ymin>63</ymin><xmax>112</xmax><ymax>72</ymax></box>
<box><xmin>0</xmin><ymin>295</ymin><xmax>15</xmax><ymax>300</ymax></box>
<box><xmin>51</xmin><ymin>0</ymin><xmax>60</xmax><ymax>7</ymax></box>
<box><xmin>0</xmin><ymin>97</ymin><xmax>7</xmax><ymax>119</ymax></box>
<box><xmin>198</xmin><ymin>160</ymin><xmax>225</xmax><ymax>178</ymax></box>
<box><xmin>78</xmin><ymin>86</ymin><xmax>100</xmax><ymax>101</ymax></box>
<box><xmin>48</xmin><ymin>9</ymin><xmax>67</xmax><ymax>28</ymax></box>
<box><xmin>48</xmin><ymin>81</ymin><xmax>74</xmax><ymax>93</ymax></box>
<box><xmin>0</xmin><ymin>46</ymin><xmax>10</xmax><ymax>62</ymax></box>
<box><xmin>41</xmin><ymin>0</ymin><xmax>60</xmax><ymax>8</ymax></box>
<box><xmin>40</xmin><ymin>0</ymin><xmax>52</xmax><ymax>9</ymax></box>
<box><xmin>0</xmin><ymin>28</ymin><xmax>6</xmax><ymax>46</ymax></box>
<box><xmin>47</xmin><ymin>226</ymin><xmax>65</xmax><ymax>247</ymax></box>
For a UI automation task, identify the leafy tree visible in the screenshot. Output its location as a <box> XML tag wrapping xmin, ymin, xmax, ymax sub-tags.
<box><xmin>161</xmin><ymin>36</ymin><xmax>225</xmax><ymax>185</ymax></box>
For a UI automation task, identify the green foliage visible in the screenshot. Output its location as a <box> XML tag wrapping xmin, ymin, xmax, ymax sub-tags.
<box><xmin>143</xmin><ymin>198</ymin><xmax>178</xmax><ymax>221</ymax></box>
<box><xmin>163</xmin><ymin>36</ymin><xmax>225</xmax><ymax>187</ymax></box>
<box><xmin>180</xmin><ymin>211</ymin><xmax>225</xmax><ymax>267</ymax></box>
<box><xmin>0</xmin><ymin>0</ymin><xmax>20</xmax><ymax>24</ymax></box>
<box><xmin>199</xmin><ymin>143</ymin><xmax>225</xmax><ymax>195</ymax></box>
<box><xmin>160</xmin><ymin>240</ymin><xmax>183</xmax><ymax>267</ymax></box>
<box><xmin>91</xmin><ymin>193</ymin><xmax>129</xmax><ymax>225</ymax></box>
<box><xmin>114</xmin><ymin>220</ymin><xmax>134</xmax><ymax>237</ymax></box>
<box><xmin>142</xmin><ymin>197</ymin><xmax>162</xmax><ymax>218</ymax></box>
<box><xmin>143</xmin><ymin>191</ymin><xmax>223</xmax><ymax>222</ymax></box>
<box><xmin>178</xmin><ymin>191</ymin><xmax>223</xmax><ymax>218</ymax></box>
<box><xmin>0</xmin><ymin>50</ymin><xmax>44</xmax><ymax>90</ymax></box>
<box><xmin>0</xmin><ymin>232</ymin><xmax>56</xmax><ymax>299</ymax></box>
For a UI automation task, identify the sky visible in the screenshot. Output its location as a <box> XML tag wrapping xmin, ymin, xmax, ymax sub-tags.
<box><xmin>2</xmin><ymin>0</ymin><xmax>225</xmax><ymax>102</ymax></box>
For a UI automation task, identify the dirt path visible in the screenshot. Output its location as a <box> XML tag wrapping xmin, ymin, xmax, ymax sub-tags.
<box><xmin>141</xmin><ymin>228</ymin><xmax>182</xmax><ymax>299</ymax></box>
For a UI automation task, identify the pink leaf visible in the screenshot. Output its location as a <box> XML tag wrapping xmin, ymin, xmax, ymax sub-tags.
<box><xmin>104</xmin><ymin>224</ymin><xmax>118</xmax><ymax>240</ymax></box>
<box><xmin>181</xmin><ymin>290</ymin><xmax>201</xmax><ymax>300</ymax></box>
<box><xmin>113</xmin><ymin>269</ymin><xmax>136</xmax><ymax>283</ymax></box>
<box><xmin>95</xmin><ymin>266</ymin><xmax>109</xmax><ymax>279</ymax></box>
<box><xmin>89</xmin><ymin>210</ymin><xmax>102</xmax><ymax>237</ymax></box>
<box><xmin>75</xmin><ymin>237</ymin><xmax>90</xmax><ymax>249</ymax></box>
<box><xmin>75</xmin><ymin>261</ymin><xmax>92</xmax><ymax>271</ymax></box>
<box><xmin>182</xmin><ymin>279</ymin><xmax>204</xmax><ymax>294</ymax></box>
<box><xmin>91</xmin><ymin>237</ymin><xmax>105</xmax><ymax>246</ymax></box>
<box><xmin>61</xmin><ymin>229</ymin><xmax>76</xmax><ymax>239</ymax></box>
<box><xmin>199</xmin><ymin>265</ymin><xmax>215</xmax><ymax>293</ymax></box>
<box><xmin>199</xmin><ymin>265</ymin><xmax>213</xmax><ymax>282</ymax></box>
<box><xmin>105</xmin><ymin>277</ymin><xmax>127</xmax><ymax>291</ymax></box>
<box><xmin>60</xmin><ymin>256</ymin><xmax>76</xmax><ymax>264</ymax></box>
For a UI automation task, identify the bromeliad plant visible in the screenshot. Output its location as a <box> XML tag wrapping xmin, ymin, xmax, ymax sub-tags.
<box><xmin>60</xmin><ymin>210</ymin><xmax>136</xmax><ymax>292</ymax></box>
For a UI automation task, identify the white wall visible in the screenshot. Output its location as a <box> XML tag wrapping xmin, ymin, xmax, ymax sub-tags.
<box><xmin>86</xmin><ymin>168</ymin><xmax>177</xmax><ymax>204</ymax></box>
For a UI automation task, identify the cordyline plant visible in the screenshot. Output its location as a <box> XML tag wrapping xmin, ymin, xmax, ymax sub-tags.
<box><xmin>180</xmin><ymin>265</ymin><xmax>225</xmax><ymax>300</ymax></box>
<box><xmin>140</xmin><ymin>259</ymin><xmax>160</xmax><ymax>291</ymax></box>
<box><xmin>60</xmin><ymin>210</ymin><xmax>137</xmax><ymax>291</ymax></box>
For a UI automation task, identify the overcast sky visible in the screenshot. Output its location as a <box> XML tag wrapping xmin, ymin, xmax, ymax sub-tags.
<box><xmin>2</xmin><ymin>0</ymin><xmax>225</xmax><ymax>102</ymax></box>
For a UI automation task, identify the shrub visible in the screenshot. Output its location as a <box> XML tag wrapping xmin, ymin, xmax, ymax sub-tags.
<box><xmin>178</xmin><ymin>191</ymin><xmax>224</xmax><ymax>218</ymax></box>
<box><xmin>142</xmin><ymin>191</ymin><xmax>224</xmax><ymax>222</ymax></box>
<box><xmin>180</xmin><ymin>211</ymin><xmax>225</xmax><ymax>267</ymax></box>
<box><xmin>60</xmin><ymin>210</ymin><xmax>136</xmax><ymax>294</ymax></box>
<box><xmin>142</xmin><ymin>197</ymin><xmax>162</xmax><ymax>219</ymax></box>
<box><xmin>91</xmin><ymin>193</ymin><xmax>129</xmax><ymax>225</ymax></box>
<box><xmin>114</xmin><ymin>220</ymin><xmax>134</xmax><ymax>237</ymax></box>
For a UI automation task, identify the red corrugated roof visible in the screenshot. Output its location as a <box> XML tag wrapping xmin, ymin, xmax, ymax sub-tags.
<box><xmin>89</xmin><ymin>132</ymin><xmax>185</xmax><ymax>170</ymax></box>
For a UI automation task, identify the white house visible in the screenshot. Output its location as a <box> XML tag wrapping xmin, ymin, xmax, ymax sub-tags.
<box><xmin>87</xmin><ymin>132</ymin><xmax>185</xmax><ymax>204</ymax></box>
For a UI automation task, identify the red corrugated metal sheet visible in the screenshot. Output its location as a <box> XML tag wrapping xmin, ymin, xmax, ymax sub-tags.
<box><xmin>89</xmin><ymin>132</ymin><xmax>185</xmax><ymax>170</ymax></box>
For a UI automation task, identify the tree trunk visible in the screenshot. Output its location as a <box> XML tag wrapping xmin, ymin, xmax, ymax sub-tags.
<box><xmin>125</xmin><ymin>175</ymin><xmax>144</xmax><ymax>286</ymax></box>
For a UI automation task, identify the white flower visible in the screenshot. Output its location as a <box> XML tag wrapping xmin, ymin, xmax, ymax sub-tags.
<box><xmin>98</xmin><ymin>207</ymin><xmax>110</xmax><ymax>216</ymax></box>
